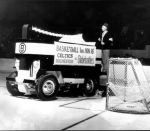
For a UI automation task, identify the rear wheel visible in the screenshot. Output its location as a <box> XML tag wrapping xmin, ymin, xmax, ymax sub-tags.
<box><xmin>36</xmin><ymin>75</ymin><xmax>59</xmax><ymax>101</ymax></box>
<box><xmin>83</xmin><ymin>78</ymin><xmax>97</xmax><ymax>97</ymax></box>
<box><xmin>6</xmin><ymin>71</ymin><xmax>24</xmax><ymax>96</ymax></box>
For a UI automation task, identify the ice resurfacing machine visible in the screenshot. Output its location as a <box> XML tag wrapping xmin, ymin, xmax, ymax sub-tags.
<box><xmin>6</xmin><ymin>24</ymin><xmax>102</xmax><ymax>101</ymax></box>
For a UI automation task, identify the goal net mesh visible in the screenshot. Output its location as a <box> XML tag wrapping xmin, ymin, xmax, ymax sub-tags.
<box><xmin>106</xmin><ymin>58</ymin><xmax>150</xmax><ymax>114</ymax></box>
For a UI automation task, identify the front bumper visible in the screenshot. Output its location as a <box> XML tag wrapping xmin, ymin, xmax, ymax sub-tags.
<box><xmin>6</xmin><ymin>77</ymin><xmax>36</xmax><ymax>94</ymax></box>
<box><xmin>6</xmin><ymin>77</ymin><xmax>35</xmax><ymax>84</ymax></box>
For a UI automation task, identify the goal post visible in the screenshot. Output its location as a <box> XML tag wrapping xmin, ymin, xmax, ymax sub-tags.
<box><xmin>106</xmin><ymin>58</ymin><xmax>150</xmax><ymax>114</ymax></box>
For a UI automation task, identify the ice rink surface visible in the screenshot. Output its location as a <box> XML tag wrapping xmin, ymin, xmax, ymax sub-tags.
<box><xmin>1</xmin><ymin>72</ymin><xmax>150</xmax><ymax>130</ymax></box>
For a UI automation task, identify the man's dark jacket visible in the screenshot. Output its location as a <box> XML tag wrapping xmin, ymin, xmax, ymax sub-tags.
<box><xmin>96</xmin><ymin>32</ymin><xmax>113</xmax><ymax>50</ymax></box>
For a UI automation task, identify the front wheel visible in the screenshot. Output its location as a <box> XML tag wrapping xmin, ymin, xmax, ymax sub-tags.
<box><xmin>36</xmin><ymin>75</ymin><xmax>59</xmax><ymax>101</ymax></box>
<box><xmin>83</xmin><ymin>78</ymin><xmax>97</xmax><ymax>97</ymax></box>
<box><xmin>6</xmin><ymin>71</ymin><xmax>24</xmax><ymax>96</ymax></box>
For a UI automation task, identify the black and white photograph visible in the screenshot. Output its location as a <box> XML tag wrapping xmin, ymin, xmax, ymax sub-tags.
<box><xmin>1</xmin><ymin>0</ymin><xmax>150</xmax><ymax>130</ymax></box>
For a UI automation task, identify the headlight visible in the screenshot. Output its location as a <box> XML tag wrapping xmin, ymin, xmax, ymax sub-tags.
<box><xmin>30</xmin><ymin>60</ymin><xmax>40</xmax><ymax>78</ymax></box>
<box><xmin>15</xmin><ymin>58</ymin><xmax>20</xmax><ymax>71</ymax></box>
<box><xmin>33</xmin><ymin>60</ymin><xmax>40</xmax><ymax>69</ymax></box>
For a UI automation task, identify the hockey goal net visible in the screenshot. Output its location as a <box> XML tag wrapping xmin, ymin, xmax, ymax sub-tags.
<box><xmin>106</xmin><ymin>58</ymin><xmax>150</xmax><ymax>113</ymax></box>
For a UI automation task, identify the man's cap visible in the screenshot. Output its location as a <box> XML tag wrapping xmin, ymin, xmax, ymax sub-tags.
<box><xmin>103</xmin><ymin>23</ymin><xmax>109</xmax><ymax>28</ymax></box>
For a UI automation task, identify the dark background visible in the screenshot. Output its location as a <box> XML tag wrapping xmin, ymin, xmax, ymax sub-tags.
<box><xmin>0</xmin><ymin>0</ymin><xmax>150</xmax><ymax>58</ymax></box>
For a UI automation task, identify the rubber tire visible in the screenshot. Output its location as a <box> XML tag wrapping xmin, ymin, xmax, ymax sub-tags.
<box><xmin>83</xmin><ymin>78</ymin><xmax>97</xmax><ymax>97</ymax></box>
<box><xmin>6</xmin><ymin>71</ymin><xmax>24</xmax><ymax>96</ymax></box>
<box><xmin>36</xmin><ymin>75</ymin><xmax>59</xmax><ymax>101</ymax></box>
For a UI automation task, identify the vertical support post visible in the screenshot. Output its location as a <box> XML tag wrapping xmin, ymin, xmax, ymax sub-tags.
<box><xmin>106</xmin><ymin>59</ymin><xmax>110</xmax><ymax>111</ymax></box>
<box><xmin>22</xmin><ymin>24</ymin><xmax>32</xmax><ymax>39</ymax></box>
<box><xmin>105</xmin><ymin>81</ymin><xmax>109</xmax><ymax>110</ymax></box>
<box><xmin>124</xmin><ymin>61</ymin><xmax>128</xmax><ymax>102</ymax></box>
<box><xmin>112</xmin><ymin>62</ymin><xmax>116</xmax><ymax>84</ymax></box>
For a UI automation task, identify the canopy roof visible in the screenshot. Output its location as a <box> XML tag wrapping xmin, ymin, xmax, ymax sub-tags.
<box><xmin>59</xmin><ymin>34</ymin><xmax>95</xmax><ymax>46</ymax></box>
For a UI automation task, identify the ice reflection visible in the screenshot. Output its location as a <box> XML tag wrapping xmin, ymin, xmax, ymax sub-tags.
<box><xmin>0</xmin><ymin>97</ymin><xmax>55</xmax><ymax>130</ymax></box>
<box><xmin>13</xmin><ymin>105</ymin><xmax>55</xmax><ymax>130</ymax></box>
